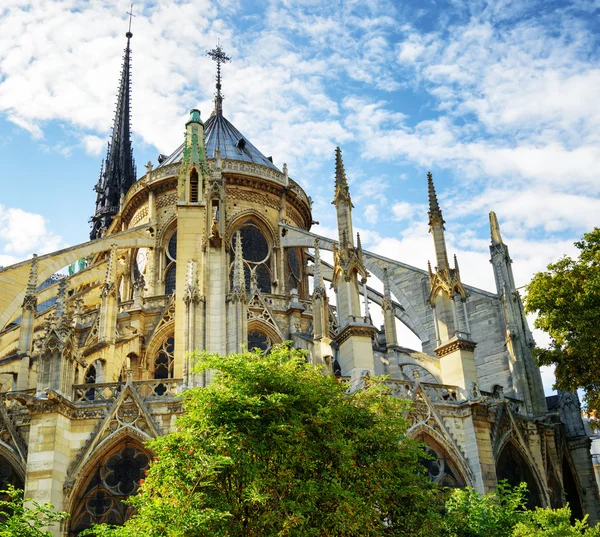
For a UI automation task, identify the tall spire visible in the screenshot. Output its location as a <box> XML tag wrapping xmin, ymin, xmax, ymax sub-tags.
<box><xmin>427</xmin><ymin>171</ymin><xmax>444</xmax><ymax>227</ymax></box>
<box><xmin>90</xmin><ymin>12</ymin><xmax>136</xmax><ymax>240</ymax></box>
<box><xmin>207</xmin><ymin>42</ymin><xmax>231</xmax><ymax>117</ymax></box>
<box><xmin>427</xmin><ymin>172</ymin><xmax>449</xmax><ymax>271</ymax></box>
<box><xmin>332</xmin><ymin>146</ymin><xmax>352</xmax><ymax>205</ymax></box>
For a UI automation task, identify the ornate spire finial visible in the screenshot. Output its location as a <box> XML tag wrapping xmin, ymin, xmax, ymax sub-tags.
<box><xmin>314</xmin><ymin>239</ymin><xmax>325</xmax><ymax>294</ymax></box>
<box><xmin>90</xmin><ymin>17</ymin><xmax>136</xmax><ymax>240</ymax></box>
<box><xmin>26</xmin><ymin>254</ymin><xmax>38</xmax><ymax>295</ymax></box>
<box><xmin>332</xmin><ymin>146</ymin><xmax>352</xmax><ymax>206</ymax></box>
<box><xmin>232</xmin><ymin>231</ymin><xmax>246</xmax><ymax>301</ymax></box>
<box><xmin>489</xmin><ymin>211</ymin><xmax>504</xmax><ymax>245</ymax></box>
<box><xmin>55</xmin><ymin>278</ymin><xmax>67</xmax><ymax>319</ymax></box>
<box><xmin>207</xmin><ymin>42</ymin><xmax>231</xmax><ymax>116</ymax></box>
<box><xmin>383</xmin><ymin>267</ymin><xmax>391</xmax><ymax>300</ymax></box>
<box><xmin>427</xmin><ymin>171</ymin><xmax>444</xmax><ymax>227</ymax></box>
<box><xmin>126</xmin><ymin>4</ymin><xmax>135</xmax><ymax>38</ymax></box>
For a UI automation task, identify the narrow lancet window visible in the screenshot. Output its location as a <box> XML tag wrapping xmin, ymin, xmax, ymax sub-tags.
<box><xmin>190</xmin><ymin>169</ymin><xmax>199</xmax><ymax>203</ymax></box>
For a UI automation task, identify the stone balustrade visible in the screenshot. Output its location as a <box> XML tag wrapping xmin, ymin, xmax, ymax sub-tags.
<box><xmin>72</xmin><ymin>378</ymin><xmax>183</xmax><ymax>402</ymax></box>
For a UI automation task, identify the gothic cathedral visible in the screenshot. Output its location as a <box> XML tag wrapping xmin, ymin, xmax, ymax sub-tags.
<box><xmin>0</xmin><ymin>31</ymin><xmax>599</xmax><ymax>536</ymax></box>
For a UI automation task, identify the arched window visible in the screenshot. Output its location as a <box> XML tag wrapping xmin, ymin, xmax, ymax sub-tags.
<box><xmin>418</xmin><ymin>435</ymin><xmax>465</xmax><ymax>488</ymax></box>
<box><xmin>164</xmin><ymin>231</ymin><xmax>177</xmax><ymax>295</ymax></box>
<box><xmin>0</xmin><ymin>456</ymin><xmax>23</xmax><ymax>499</ymax></box>
<box><xmin>248</xmin><ymin>329</ymin><xmax>272</xmax><ymax>352</ymax></box>
<box><xmin>154</xmin><ymin>336</ymin><xmax>174</xmax><ymax>396</ymax></box>
<box><xmin>287</xmin><ymin>248</ymin><xmax>301</xmax><ymax>292</ymax></box>
<box><xmin>496</xmin><ymin>441</ymin><xmax>542</xmax><ymax>508</ymax></box>
<box><xmin>84</xmin><ymin>364</ymin><xmax>97</xmax><ymax>401</ymax></box>
<box><xmin>70</xmin><ymin>442</ymin><xmax>150</xmax><ymax>535</ymax></box>
<box><xmin>189</xmin><ymin>169</ymin><xmax>199</xmax><ymax>203</ymax></box>
<box><xmin>230</xmin><ymin>221</ymin><xmax>272</xmax><ymax>294</ymax></box>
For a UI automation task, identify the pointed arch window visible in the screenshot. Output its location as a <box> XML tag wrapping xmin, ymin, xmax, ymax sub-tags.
<box><xmin>229</xmin><ymin>221</ymin><xmax>272</xmax><ymax>294</ymax></box>
<box><xmin>417</xmin><ymin>435</ymin><xmax>465</xmax><ymax>488</ymax></box>
<box><xmin>70</xmin><ymin>442</ymin><xmax>150</xmax><ymax>535</ymax></box>
<box><xmin>164</xmin><ymin>231</ymin><xmax>177</xmax><ymax>295</ymax></box>
<box><xmin>84</xmin><ymin>364</ymin><xmax>97</xmax><ymax>401</ymax></box>
<box><xmin>287</xmin><ymin>248</ymin><xmax>302</xmax><ymax>292</ymax></box>
<box><xmin>153</xmin><ymin>335</ymin><xmax>174</xmax><ymax>396</ymax></box>
<box><xmin>248</xmin><ymin>329</ymin><xmax>272</xmax><ymax>352</ymax></box>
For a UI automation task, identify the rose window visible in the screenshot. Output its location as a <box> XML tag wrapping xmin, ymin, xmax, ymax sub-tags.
<box><xmin>230</xmin><ymin>222</ymin><xmax>272</xmax><ymax>294</ymax></box>
<box><xmin>70</xmin><ymin>444</ymin><xmax>150</xmax><ymax>535</ymax></box>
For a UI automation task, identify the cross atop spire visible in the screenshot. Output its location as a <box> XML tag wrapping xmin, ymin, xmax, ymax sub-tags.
<box><xmin>126</xmin><ymin>4</ymin><xmax>135</xmax><ymax>38</ymax></box>
<box><xmin>90</xmin><ymin>14</ymin><xmax>137</xmax><ymax>240</ymax></box>
<box><xmin>207</xmin><ymin>42</ymin><xmax>231</xmax><ymax>116</ymax></box>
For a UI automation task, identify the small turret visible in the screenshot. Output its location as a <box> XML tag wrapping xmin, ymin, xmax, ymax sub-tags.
<box><xmin>332</xmin><ymin>147</ymin><xmax>354</xmax><ymax>246</ymax></box>
<box><xmin>427</xmin><ymin>172</ymin><xmax>449</xmax><ymax>271</ymax></box>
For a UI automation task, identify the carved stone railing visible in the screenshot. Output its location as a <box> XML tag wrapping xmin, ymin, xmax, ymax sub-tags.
<box><xmin>141</xmin><ymin>295</ymin><xmax>171</xmax><ymax>311</ymax></box>
<box><xmin>382</xmin><ymin>379</ymin><xmax>460</xmax><ymax>403</ymax></box>
<box><xmin>288</xmin><ymin>178</ymin><xmax>311</xmax><ymax>209</ymax></box>
<box><xmin>481</xmin><ymin>389</ymin><xmax>524</xmax><ymax>414</ymax></box>
<box><xmin>79</xmin><ymin>308</ymin><xmax>99</xmax><ymax>326</ymax></box>
<box><xmin>73</xmin><ymin>379</ymin><xmax>183</xmax><ymax>403</ymax></box>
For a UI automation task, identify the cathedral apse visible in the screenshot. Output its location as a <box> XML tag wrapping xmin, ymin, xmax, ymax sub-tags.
<box><xmin>0</xmin><ymin>30</ymin><xmax>598</xmax><ymax>536</ymax></box>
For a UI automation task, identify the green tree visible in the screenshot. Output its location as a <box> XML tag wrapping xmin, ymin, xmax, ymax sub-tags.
<box><xmin>443</xmin><ymin>481</ymin><xmax>527</xmax><ymax>537</ymax></box>
<box><xmin>513</xmin><ymin>506</ymin><xmax>600</xmax><ymax>536</ymax></box>
<box><xmin>0</xmin><ymin>485</ymin><xmax>69</xmax><ymax>536</ymax></box>
<box><xmin>524</xmin><ymin>228</ymin><xmax>600</xmax><ymax>417</ymax></box>
<box><xmin>88</xmin><ymin>343</ymin><xmax>442</xmax><ymax>537</ymax></box>
<box><xmin>443</xmin><ymin>482</ymin><xmax>600</xmax><ymax>537</ymax></box>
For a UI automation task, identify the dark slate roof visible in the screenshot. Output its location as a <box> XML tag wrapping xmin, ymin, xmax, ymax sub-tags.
<box><xmin>158</xmin><ymin>112</ymin><xmax>279</xmax><ymax>172</ymax></box>
<box><xmin>546</xmin><ymin>394</ymin><xmax>559</xmax><ymax>410</ymax></box>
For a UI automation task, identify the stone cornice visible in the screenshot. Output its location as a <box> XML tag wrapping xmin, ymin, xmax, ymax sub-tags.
<box><xmin>434</xmin><ymin>337</ymin><xmax>477</xmax><ymax>357</ymax></box>
<box><xmin>335</xmin><ymin>322</ymin><xmax>377</xmax><ymax>346</ymax></box>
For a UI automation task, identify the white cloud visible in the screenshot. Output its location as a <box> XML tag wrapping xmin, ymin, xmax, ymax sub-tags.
<box><xmin>391</xmin><ymin>201</ymin><xmax>425</xmax><ymax>222</ymax></box>
<box><xmin>0</xmin><ymin>205</ymin><xmax>64</xmax><ymax>259</ymax></box>
<box><xmin>82</xmin><ymin>135</ymin><xmax>106</xmax><ymax>156</ymax></box>
<box><xmin>364</xmin><ymin>204</ymin><xmax>379</xmax><ymax>225</ymax></box>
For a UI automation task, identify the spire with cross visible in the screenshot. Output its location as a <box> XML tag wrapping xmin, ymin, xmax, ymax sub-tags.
<box><xmin>206</xmin><ymin>42</ymin><xmax>231</xmax><ymax>116</ymax></box>
<box><xmin>90</xmin><ymin>5</ymin><xmax>137</xmax><ymax>239</ymax></box>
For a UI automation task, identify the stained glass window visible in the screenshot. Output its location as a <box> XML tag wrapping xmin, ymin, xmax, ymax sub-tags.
<box><xmin>239</xmin><ymin>223</ymin><xmax>269</xmax><ymax>262</ymax></box>
<box><xmin>255</xmin><ymin>265</ymin><xmax>271</xmax><ymax>294</ymax></box>
<box><xmin>164</xmin><ymin>231</ymin><xmax>177</xmax><ymax>295</ymax></box>
<box><xmin>154</xmin><ymin>337</ymin><xmax>174</xmax><ymax>380</ymax></box>
<box><xmin>288</xmin><ymin>249</ymin><xmax>300</xmax><ymax>279</ymax></box>
<box><xmin>229</xmin><ymin>222</ymin><xmax>272</xmax><ymax>295</ymax></box>
<box><xmin>248</xmin><ymin>330</ymin><xmax>271</xmax><ymax>351</ymax></box>
<box><xmin>165</xmin><ymin>264</ymin><xmax>176</xmax><ymax>295</ymax></box>
<box><xmin>70</xmin><ymin>443</ymin><xmax>150</xmax><ymax>535</ymax></box>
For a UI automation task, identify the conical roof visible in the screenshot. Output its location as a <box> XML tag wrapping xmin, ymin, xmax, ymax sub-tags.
<box><xmin>157</xmin><ymin>112</ymin><xmax>279</xmax><ymax>172</ymax></box>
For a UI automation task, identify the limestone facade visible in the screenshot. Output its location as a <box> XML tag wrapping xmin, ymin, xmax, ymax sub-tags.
<box><xmin>0</xmin><ymin>45</ymin><xmax>599</xmax><ymax>536</ymax></box>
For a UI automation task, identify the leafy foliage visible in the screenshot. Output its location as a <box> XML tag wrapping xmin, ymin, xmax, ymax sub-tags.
<box><xmin>0</xmin><ymin>485</ymin><xmax>69</xmax><ymax>537</ymax></box>
<box><xmin>88</xmin><ymin>343</ymin><xmax>441</xmax><ymax>537</ymax></box>
<box><xmin>524</xmin><ymin>228</ymin><xmax>600</xmax><ymax>417</ymax></box>
<box><xmin>443</xmin><ymin>482</ymin><xmax>599</xmax><ymax>537</ymax></box>
<box><xmin>513</xmin><ymin>506</ymin><xmax>600</xmax><ymax>536</ymax></box>
<box><xmin>443</xmin><ymin>481</ymin><xmax>528</xmax><ymax>537</ymax></box>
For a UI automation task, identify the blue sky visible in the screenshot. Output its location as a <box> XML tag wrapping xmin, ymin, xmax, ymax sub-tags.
<box><xmin>1</xmin><ymin>0</ymin><xmax>600</xmax><ymax>391</ymax></box>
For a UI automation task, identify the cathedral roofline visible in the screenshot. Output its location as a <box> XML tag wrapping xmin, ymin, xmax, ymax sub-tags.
<box><xmin>156</xmin><ymin>112</ymin><xmax>280</xmax><ymax>172</ymax></box>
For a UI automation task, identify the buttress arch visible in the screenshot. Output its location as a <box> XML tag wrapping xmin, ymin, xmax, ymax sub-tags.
<box><xmin>279</xmin><ymin>224</ymin><xmax>430</xmax><ymax>343</ymax></box>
